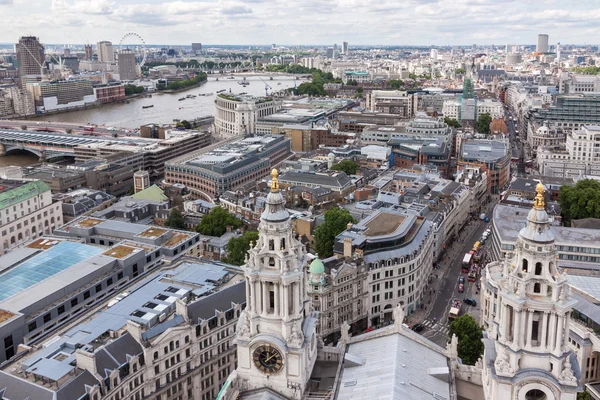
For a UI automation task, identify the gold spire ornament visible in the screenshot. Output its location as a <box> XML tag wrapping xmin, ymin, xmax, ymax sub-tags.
<box><xmin>271</xmin><ymin>168</ymin><xmax>279</xmax><ymax>192</ymax></box>
<box><xmin>533</xmin><ymin>182</ymin><xmax>545</xmax><ymax>210</ymax></box>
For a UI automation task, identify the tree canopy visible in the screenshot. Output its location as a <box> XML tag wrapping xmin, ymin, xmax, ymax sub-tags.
<box><xmin>124</xmin><ymin>85</ymin><xmax>145</xmax><ymax>96</ymax></box>
<box><xmin>455</xmin><ymin>68</ymin><xmax>467</xmax><ymax>74</ymax></box>
<box><xmin>164</xmin><ymin>208</ymin><xmax>185</xmax><ymax>229</ymax></box>
<box><xmin>196</xmin><ymin>206</ymin><xmax>242</xmax><ymax>237</ymax></box>
<box><xmin>559</xmin><ymin>179</ymin><xmax>600</xmax><ymax>224</ymax></box>
<box><xmin>444</xmin><ymin>117</ymin><xmax>462</xmax><ymax>128</ymax></box>
<box><xmin>386</xmin><ymin>79</ymin><xmax>404</xmax><ymax>89</ymax></box>
<box><xmin>222</xmin><ymin>231</ymin><xmax>259</xmax><ymax>266</ymax></box>
<box><xmin>294</xmin><ymin>70</ymin><xmax>342</xmax><ymax>97</ymax></box>
<box><xmin>177</xmin><ymin>120</ymin><xmax>192</xmax><ymax>129</ymax></box>
<box><xmin>330</xmin><ymin>160</ymin><xmax>358</xmax><ymax>175</ymax></box>
<box><xmin>572</xmin><ymin>66</ymin><xmax>600</xmax><ymax>75</ymax></box>
<box><xmin>578</xmin><ymin>390</ymin><xmax>593</xmax><ymax>400</ymax></box>
<box><xmin>449</xmin><ymin>314</ymin><xmax>484</xmax><ymax>365</ymax></box>
<box><xmin>475</xmin><ymin>113</ymin><xmax>492</xmax><ymax>134</ymax></box>
<box><xmin>314</xmin><ymin>207</ymin><xmax>357</xmax><ymax>258</ymax></box>
<box><xmin>346</xmin><ymin>79</ymin><xmax>358</xmax><ymax>86</ymax></box>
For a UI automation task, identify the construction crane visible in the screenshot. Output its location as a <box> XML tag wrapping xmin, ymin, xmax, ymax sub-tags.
<box><xmin>257</xmin><ymin>75</ymin><xmax>272</xmax><ymax>97</ymax></box>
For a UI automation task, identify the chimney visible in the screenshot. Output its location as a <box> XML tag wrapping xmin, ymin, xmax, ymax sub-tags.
<box><xmin>226</xmin><ymin>225</ymin><xmax>233</xmax><ymax>233</ymax></box>
<box><xmin>343</xmin><ymin>237</ymin><xmax>353</xmax><ymax>258</ymax></box>
<box><xmin>347</xmin><ymin>222</ymin><xmax>353</xmax><ymax>230</ymax></box>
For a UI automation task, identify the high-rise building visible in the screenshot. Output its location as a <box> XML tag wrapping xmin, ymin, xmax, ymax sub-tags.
<box><xmin>118</xmin><ymin>49</ymin><xmax>137</xmax><ymax>81</ymax></box>
<box><xmin>342</xmin><ymin>41</ymin><xmax>348</xmax><ymax>54</ymax></box>
<box><xmin>15</xmin><ymin>36</ymin><xmax>45</xmax><ymax>88</ymax></box>
<box><xmin>191</xmin><ymin>42</ymin><xmax>202</xmax><ymax>52</ymax></box>
<box><xmin>96</xmin><ymin>40</ymin><xmax>114</xmax><ymax>63</ymax></box>
<box><xmin>84</xmin><ymin>44</ymin><xmax>93</xmax><ymax>60</ymax></box>
<box><xmin>537</xmin><ymin>34</ymin><xmax>549</xmax><ymax>53</ymax></box>
<box><xmin>481</xmin><ymin>183</ymin><xmax>579</xmax><ymax>399</ymax></box>
<box><xmin>63</xmin><ymin>48</ymin><xmax>70</xmax><ymax>57</ymax></box>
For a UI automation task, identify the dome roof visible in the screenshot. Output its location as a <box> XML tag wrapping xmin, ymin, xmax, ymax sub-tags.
<box><xmin>309</xmin><ymin>256</ymin><xmax>325</xmax><ymax>275</ymax></box>
<box><xmin>260</xmin><ymin>189</ymin><xmax>289</xmax><ymax>222</ymax></box>
<box><xmin>518</xmin><ymin>182</ymin><xmax>555</xmax><ymax>243</ymax></box>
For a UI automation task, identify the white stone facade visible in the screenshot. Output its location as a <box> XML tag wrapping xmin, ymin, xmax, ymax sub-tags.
<box><xmin>481</xmin><ymin>185</ymin><xmax>580</xmax><ymax>400</ymax></box>
<box><xmin>0</xmin><ymin>180</ymin><xmax>63</xmax><ymax>255</ymax></box>
<box><xmin>231</xmin><ymin>171</ymin><xmax>318</xmax><ymax>399</ymax></box>
<box><xmin>214</xmin><ymin>94</ymin><xmax>282</xmax><ymax>137</ymax></box>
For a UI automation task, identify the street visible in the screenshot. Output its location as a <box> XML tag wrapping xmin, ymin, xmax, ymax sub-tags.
<box><xmin>409</xmin><ymin>198</ymin><xmax>496</xmax><ymax>347</ymax></box>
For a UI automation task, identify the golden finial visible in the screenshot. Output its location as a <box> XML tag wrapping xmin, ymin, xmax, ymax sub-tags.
<box><xmin>534</xmin><ymin>182</ymin><xmax>545</xmax><ymax>210</ymax></box>
<box><xmin>271</xmin><ymin>168</ymin><xmax>279</xmax><ymax>192</ymax></box>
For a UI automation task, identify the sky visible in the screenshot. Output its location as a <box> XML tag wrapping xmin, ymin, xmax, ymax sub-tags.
<box><xmin>0</xmin><ymin>0</ymin><xmax>599</xmax><ymax>46</ymax></box>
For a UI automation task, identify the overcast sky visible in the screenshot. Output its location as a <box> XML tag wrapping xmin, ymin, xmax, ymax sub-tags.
<box><xmin>0</xmin><ymin>0</ymin><xmax>598</xmax><ymax>46</ymax></box>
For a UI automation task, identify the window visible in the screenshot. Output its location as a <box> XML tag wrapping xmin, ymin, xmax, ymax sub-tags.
<box><xmin>269</xmin><ymin>239</ymin><xmax>274</xmax><ymax>251</ymax></box>
<box><xmin>43</xmin><ymin>313</ymin><xmax>51</xmax><ymax>323</ymax></box>
<box><xmin>535</xmin><ymin>262</ymin><xmax>542</xmax><ymax>276</ymax></box>
<box><xmin>71</xmin><ymin>298</ymin><xmax>78</xmax><ymax>307</ymax></box>
<box><xmin>95</xmin><ymin>284</ymin><xmax>102</xmax><ymax>293</ymax></box>
<box><xmin>83</xmin><ymin>291</ymin><xmax>90</xmax><ymax>300</ymax></box>
<box><xmin>522</xmin><ymin>259</ymin><xmax>528</xmax><ymax>272</ymax></box>
<box><xmin>57</xmin><ymin>305</ymin><xmax>65</xmax><ymax>315</ymax></box>
<box><xmin>107</xmin><ymin>278</ymin><xmax>113</xmax><ymax>286</ymax></box>
<box><xmin>28</xmin><ymin>321</ymin><xmax>37</xmax><ymax>332</ymax></box>
<box><xmin>534</xmin><ymin>283</ymin><xmax>541</xmax><ymax>293</ymax></box>
<box><xmin>118</xmin><ymin>272</ymin><xmax>124</xmax><ymax>280</ymax></box>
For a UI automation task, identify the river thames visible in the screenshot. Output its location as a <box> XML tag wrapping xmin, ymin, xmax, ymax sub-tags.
<box><xmin>0</xmin><ymin>75</ymin><xmax>298</xmax><ymax>167</ymax></box>
<box><xmin>43</xmin><ymin>75</ymin><xmax>298</xmax><ymax>129</ymax></box>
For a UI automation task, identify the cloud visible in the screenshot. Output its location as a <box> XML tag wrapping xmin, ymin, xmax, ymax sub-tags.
<box><xmin>0</xmin><ymin>0</ymin><xmax>13</xmax><ymax>4</ymax></box>
<box><xmin>220</xmin><ymin>4</ymin><xmax>252</xmax><ymax>15</ymax></box>
<box><xmin>51</xmin><ymin>0</ymin><xmax>114</xmax><ymax>14</ymax></box>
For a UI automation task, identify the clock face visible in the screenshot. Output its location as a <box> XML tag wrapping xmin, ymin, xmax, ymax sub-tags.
<box><xmin>252</xmin><ymin>344</ymin><xmax>283</xmax><ymax>374</ymax></box>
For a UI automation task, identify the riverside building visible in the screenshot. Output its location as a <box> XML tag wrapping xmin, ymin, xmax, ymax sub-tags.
<box><xmin>214</xmin><ymin>93</ymin><xmax>282</xmax><ymax>137</ymax></box>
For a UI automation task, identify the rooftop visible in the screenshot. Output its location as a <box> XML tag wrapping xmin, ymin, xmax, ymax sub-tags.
<box><xmin>102</xmin><ymin>245</ymin><xmax>137</xmax><ymax>259</ymax></box>
<box><xmin>138</xmin><ymin>227</ymin><xmax>168</xmax><ymax>238</ymax></box>
<box><xmin>0</xmin><ymin>179</ymin><xmax>51</xmax><ymax>209</ymax></box>
<box><xmin>461</xmin><ymin>139</ymin><xmax>509</xmax><ymax>162</ymax></box>
<box><xmin>364</xmin><ymin>213</ymin><xmax>407</xmax><ymax>237</ymax></box>
<box><xmin>0</xmin><ymin>241</ymin><xmax>103</xmax><ymax>302</ymax></box>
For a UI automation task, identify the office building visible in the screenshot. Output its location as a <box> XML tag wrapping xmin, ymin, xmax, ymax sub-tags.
<box><xmin>2</xmin><ymin>85</ymin><xmax>35</xmax><ymax>116</ymax></box>
<box><xmin>537</xmin><ymin>33</ymin><xmax>549</xmax><ymax>53</ymax></box>
<box><xmin>537</xmin><ymin>125</ymin><xmax>600</xmax><ymax>178</ymax></box>
<box><xmin>214</xmin><ymin>93</ymin><xmax>282</xmax><ymax>137</ymax></box>
<box><xmin>342</xmin><ymin>41</ymin><xmax>348</xmax><ymax>54</ymax></box>
<box><xmin>458</xmin><ymin>138</ymin><xmax>511</xmax><ymax>194</ymax></box>
<box><xmin>16</xmin><ymin>36</ymin><xmax>45</xmax><ymax>88</ymax></box>
<box><xmin>527</xmin><ymin>94</ymin><xmax>600</xmax><ymax>129</ymax></box>
<box><xmin>84</xmin><ymin>43</ymin><xmax>93</xmax><ymax>60</ymax></box>
<box><xmin>96</xmin><ymin>41</ymin><xmax>114</xmax><ymax>63</ymax></box>
<box><xmin>277</xmin><ymin>171</ymin><xmax>354</xmax><ymax>198</ymax></box>
<box><xmin>0</xmin><ymin>257</ymin><xmax>245</xmax><ymax>400</ymax></box>
<box><xmin>326</xmin><ymin>47</ymin><xmax>334</xmax><ymax>58</ymax></box>
<box><xmin>192</xmin><ymin>42</ymin><xmax>202</xmax><ymax>52</ymax></box>
<box><xmin>481</xmin><ymin>184</ymin><xmax>580</xmax><ymax>399</ymax></box>
<box><xmin>118</xmin><ymin>49</ymin><xmax>137</xmax><ymax>81</ymax></box>
<box><xmin>559</xmin><ymin>73</ymin><xmax>600</xmax><ymax>94</ymax></box>
<box><xmin>26</xmin><ymin>79</ymin><xmax>96</xmax><ymax>112</ymax></box>
<box><xmin>443</xmin><ymin>98</ymin><xmax>504</xmax><ymax>121</ymax></box>
<box><xmin>93</xmin><ymin>82</ymin><xmax>126</xmax><ymax>103</ymax></box>
<box><xmin>165</xmin><ymin>135</ymin><xmax>291</xmax><ymax>200</ymax></box>
<box><xmin>0</xmin><ymin>179</ymin><xmax>63</xmax><ymax>256</ymax></box>
<box><xmin>367</xmin><ymin>90</ymin><xmax>413</xmax><ymax>119</ymax></box>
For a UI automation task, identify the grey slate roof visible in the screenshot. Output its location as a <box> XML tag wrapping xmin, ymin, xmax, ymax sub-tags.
<box><xmin>278</xmin><ymin>171</ymin><xmax>352</xmax><ymax>189</ymax></box>
<box><xmin>187</xmin><ymin>282</ymin><xmax>246</xmax><ymax>322</ymax></box>
<box><xmin>56</xmin><ymin>371</ymin><xmax>99</xmax><ymax>400</ymax></box>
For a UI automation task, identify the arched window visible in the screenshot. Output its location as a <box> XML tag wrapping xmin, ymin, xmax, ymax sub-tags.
<box><xmin>17</xmin><ymin>232</ymin><xmax>22</xmax><ymax>241</ymax></box>
<box><xmin>534</xmin><ymin>283</ymin><xmax>541</xmax><ymax>293</ymax></box>
<box><xmin>269</xmin><ymin>239</ymin><xmax>274</xmax><ymax>251</ymax></box>
<box><xmin>269</xmin><ymin>257</ymin><xmax>275</xmax><ymax>267</ymax></box>
<box><xmin>522</xmin><ymin>259</ymin><xmax>528</xmax><ymax>272</ymax></box>
<box><xmin>153</xmin><ymin>351</ymin><xmax>158</xmax><ymax>360</ymax></box>
<box><xmin>280</xmin><ymin>238</ymin><xmax>286</xmax><ymax>250</ymax></box>
<box><xmin>10</xmin><ymin>236</ymin><xmax>15</xmax><ymax>245</ymax></box>
<box><xmin>535</xmin><ymin>262</ymin><xmax>542</xmax><ymax>276</ymax></box>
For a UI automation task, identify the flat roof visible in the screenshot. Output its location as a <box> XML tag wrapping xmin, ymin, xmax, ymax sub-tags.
<box><xmin>0</xmin><ymin>242</ymin><xmax>103</xmax><ymax>302</ymax></box>
<box><xmin>364</xmin><ymin>213</ymin><xmax>407</xmax><ymax>237</ymax></box>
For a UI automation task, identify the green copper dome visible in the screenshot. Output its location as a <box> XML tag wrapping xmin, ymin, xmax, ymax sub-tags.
<box><xmin>309</xmin><ymin>256</ymin><xmax>325</xmax><ymax>275</ymax></box>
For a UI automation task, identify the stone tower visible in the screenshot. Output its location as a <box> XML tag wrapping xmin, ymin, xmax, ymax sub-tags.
<box><xmin>481</xmin><ymin>183</ymin><xmax>580</xmax><ymax>400</ymax></box>
<box><xmin>233</xmin><ymin>169</ymin><xmax>318</xmax><ymax>399</ymax></box>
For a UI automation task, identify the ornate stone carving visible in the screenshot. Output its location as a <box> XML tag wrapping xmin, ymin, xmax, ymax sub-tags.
<box><xmin>494</xmin><ymin>347</ymin><xmax>514</xmax><ymax>376</ymax></box>
<box><xmin>340</xmin><ymin>321</ymin><xmax>351</xmax><ymax>344</ymax></box>
<box><xmin>288</xmin><ymin>323</ymin><xmax>304</xmax><ymax>348</ymax></box>
<box><xmin>393</xmin><ymin>304</ymin><xmax>405</xmax><ymax>332</ymax></box>
<box><xmin>475</xmin><ymin>357</ymin><xmax>483</xmax><ymax>369</ymax></box>
<box><xmin>237</xmin><ymin>311</ymin><xmax>251</xmax><ymax>340</ymax></box>
<box><xmin>558</xmin><ymin>357</ymin><xmax>578</xmax><ymax>386</ymax></box>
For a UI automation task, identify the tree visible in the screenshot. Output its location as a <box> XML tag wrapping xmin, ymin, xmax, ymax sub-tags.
<box><xmin>387</xmin><ymin>79</ymin><xmax>404</xmax><ymax>89</ymax></box>
<box><xmin>134</xmin><ymin>85</ymin><xmax>145</xmax><ymax>94</ymax></box>
<box><xmin>578</xmin><ymin>390</ymin><xmax>593</xmax><ymax>400</ymax></box>
<box><xmin>313</xmin><ymin>207</ymin><xmax>357</xmax><ymax>258</ymax></box>
<box><xmin>124</xmin><ymin>85</ymin><xmax>135</xmax><ymax>96</ymax></box>
<box><xmin>177</xmin><ymin>120</ymin><xmax>192</xmax><ymax>129</ymax></box>
<box><xmin>444</xmin><ymin>117</ymin><xmax>462</xmax><ymax>128</ymax></box>
<box><xmin>559</xmin><ymin>179</ymin><xmax>600</xmax><ymax>224</ymax></box>
<box><xmin>475</xmin><ymin>113</ymin><xmax>492</xmax><ymax>134</ymax></box>
<box><xmin>346</xmin><ymin>79</ymin><xmax>358</xmax><ymax>86</ymax></box>
<box><xmin>330</xmin><ymin>160</ymin><xmax>358</xmax><ymax>175</ymax></box>
<box><xmin>449</xmin><ymin>314</ymin><xmax>484</xmax><ymax>365</ymax></box>
<box><xmin>222</xmin><ymin>231</ymin><xmax>259</xmax><ymax>266</ymax></box>
<box><xmin>196</xmin><ymin>206</ymin><xmax>242</xmax><ymax>237</ymax></box>
<box><xmin>165</xmin><ymin>208</ymin><xmax>185</xmax><ymax>229</ymax></box>
<box><xmin>455</xmin><ymin>68</ymin><xmax>466</xmax><ymax>74</ymax></box>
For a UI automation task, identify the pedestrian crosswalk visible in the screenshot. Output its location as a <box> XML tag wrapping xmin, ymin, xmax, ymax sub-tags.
<box><xmin>422</xmin><ymin>319</ymin><xmax>450</xmax><ymax>335</ymax></box>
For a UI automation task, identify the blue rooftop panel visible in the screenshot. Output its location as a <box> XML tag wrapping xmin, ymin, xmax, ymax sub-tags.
<box><xmin>0</xmin><ymin>241</ymin><xmax>103</xmax><ymax>301</ymax></box>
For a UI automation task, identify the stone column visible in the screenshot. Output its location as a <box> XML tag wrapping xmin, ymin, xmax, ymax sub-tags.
<box><xmin>501</xmin><ymin>303</ymin><xmax>508</xmax><ymax>339</ymax></box>
<box><xmin>274</xmin><ymin>283</ymin><xmax>280</xmax><ymax>317</ymax></box>
<box><xmin>248</xmin><ymin>278</ymin><xmax>254</xmax><ymax>313</ymax></box>
<box><xmin>563</xmin><ymin>312</ymin><xmax>571</xmax><ymax>349</ymax></box>
<box><xmin>513</xmin><ymin>309</ymin><xmax>521</xmax><ymax>347</ymax></box>
<box><xmin>283</xmin><ymin>284</ymin><xmax>289</xmax><ymax>319</ymax></box>
<box><xmin>555</xmin><ymin>315</ymin><xmax>564</xmax><ymax>353</ymax></box>
<box><xmin>525</xmin><ymin>310</ymin><xmax>534</xmax><ymax>348</ymax></box>
<box><xmin>540</xmin><ymin>311</ymin><xmax>548</xmax><ymax>350</ymax></box>
<box><xmin>548</xmin><ymin>312</ymin><xmax>557</xmax><ymax>350</ymax></box>
<box><xmin>262</xmin><ymin>281</ymin><xmax>269</xmax><ymax>315</ymax></box>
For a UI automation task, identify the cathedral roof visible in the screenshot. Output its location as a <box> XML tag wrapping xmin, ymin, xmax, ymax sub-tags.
<box><xmin>518</xmin><ymin>182</ymin><xmax>555</xmax><ymax>243</ymax></box>
<box><xmin>260</xmin><ymin>169</ymin><xmax>290</xmax><ymax>223</ymax></box>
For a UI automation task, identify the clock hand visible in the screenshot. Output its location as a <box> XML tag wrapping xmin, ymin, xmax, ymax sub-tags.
<box><xmin>264</xmin><ymin>353</ymin><xmax>277</xmax><ymax>362</ymax></box>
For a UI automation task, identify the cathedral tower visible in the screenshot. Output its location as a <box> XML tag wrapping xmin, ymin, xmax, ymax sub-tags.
<box><xmin>233</xmin><ymin>169</ymin><xmax>318</xmax><ymax>399</ymax></box>
<box><xmin>481</xmin><ymin>183</ymin><xmax>580</xmax><ymax>400</ymax></box>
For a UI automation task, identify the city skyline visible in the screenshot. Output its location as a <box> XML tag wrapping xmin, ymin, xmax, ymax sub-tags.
<box><xmin>0</xmin><ymin>0</ymin><xmax>598</xmax><ymax>46</ymax></box>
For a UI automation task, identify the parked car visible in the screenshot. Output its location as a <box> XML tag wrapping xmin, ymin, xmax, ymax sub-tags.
<box><xmin>458</xmin><ymin>283</ymin><xmax>465</xmax><ymax>293</ymax></box>
<box><xmin>412</xmin><ymin>323</ymin><xmax>425</xmax><ymax>332</ymax></box>
<box><xmin>484</xmin><ymin>217</ymin><xmax>490</xmax><ymax>223</ymax></box>
<box><xmin>464</xmin><ymin>298</ymin><xmax>477</xmax><ymax>306</ymax></box>
<box><xmin>459</xmin><ymin>276</ymin><xmax>465</xmax><ymax>284</ymax></box>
